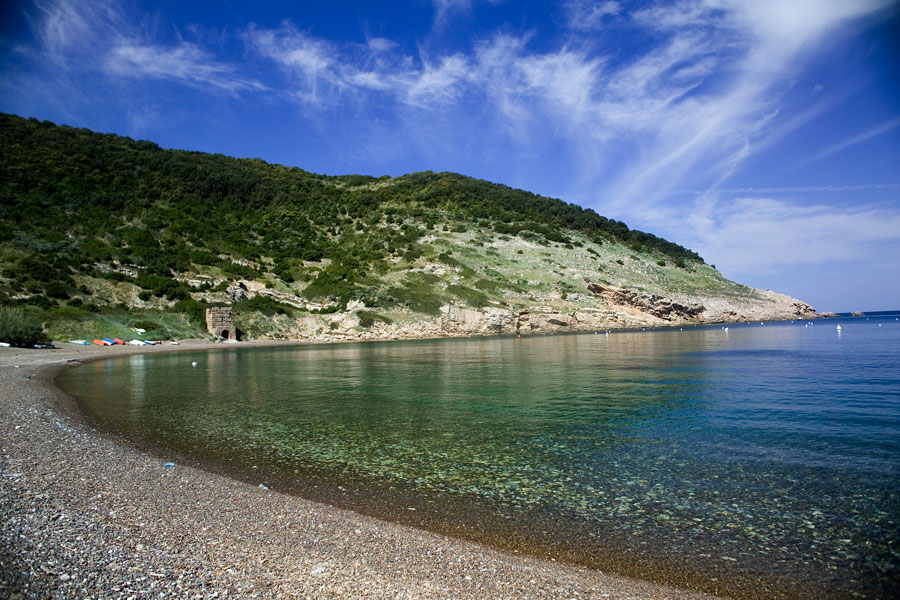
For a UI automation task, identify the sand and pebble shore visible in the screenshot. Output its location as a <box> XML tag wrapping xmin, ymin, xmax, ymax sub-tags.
<box><xmin>1</xmin><ymin>340</ymin><xmax>722</xmax><ymax>599</ymax></box>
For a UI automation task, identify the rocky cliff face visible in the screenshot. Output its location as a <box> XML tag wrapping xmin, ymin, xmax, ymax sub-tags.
<box><xmin>586</xmin><ymin>283</ymin><xmax>704</xmax><ymax>321</ymax></box>
<box><xmin>228</xmin><ymin>278</ymin><xmax>817</xmax><ymax>343</ymax></box>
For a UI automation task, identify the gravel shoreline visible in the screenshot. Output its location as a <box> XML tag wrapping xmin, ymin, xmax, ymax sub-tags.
<box><xmin>1</xmin><ymin>341</ymin><xmax>722</xmax><ymax>599</ymax></box>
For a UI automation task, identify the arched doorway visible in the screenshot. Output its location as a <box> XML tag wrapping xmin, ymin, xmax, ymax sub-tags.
<box><xmin>220</xmin><ymin>329</ymin><xmax>230</xmax><ymax>340</ymax></box>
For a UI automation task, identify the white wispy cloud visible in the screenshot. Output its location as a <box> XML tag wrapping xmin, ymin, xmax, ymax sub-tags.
<box><xmin>430</xmin><ymin>0</ymin><xmax>507</xmax><ymax>28</ymax></box>
<box><xmin>432</xmin><ymin>0</ymin><xmax>472</xmax><ymax>26</ymax></box>
<box><xmin>675</xmin><ymin>183</ymin><xmax>900</xmax><ymax>195</ymax></box>
<box><xmin>405</xmin><ymin>54</ymin><xmax>471</xmax><ymax>105</ymax></box>
<box><xmin>593</xmin><ymin>0</ymin><xmax>891</xmax><ymax>213</ymax></box>
<box><xmin>725</xmin><ymin>184</ymin><xmax>900</xmax><ymax>194</ymax></box>
<box><xmin>688</xmin><ymin>195</ymin><xmax>900</xmax><ymax>276</ymax></box>
<box><xmin>29</xmin><ymin>0</ymin><xmax>123</xmax><ymax>62</ymax></box>
<box><xmin>105</xmin><ymin>42</ymin><xmax>260</xmax><ymax>92</ymax></box>
<box><xmin>245</xmin><ymin>22</ymin><xmax>478</xmax><ymax>108</ymax></box>
<box><xmin>22</xmin><ymin>0</ymin><xmax>262</xmax><ymax>96</ymax></box>
<box><xmin>789</xmin><ymin>116</ymin><xmax>900</xmax><ymax>170</ymax></box>
<box><xmin>564</xmin><ymin>0</ymin><xmax>621</xmax><ymax>30</ymax></box>
<box><xmin>366</xmin><ymin>37</ymin><xmax>397</xmax><ymax>53</ymax></box>
<box><xmin>246</xmin><ymin>23</ymin><xmax>341</xmax><ymax>103</ymax></box>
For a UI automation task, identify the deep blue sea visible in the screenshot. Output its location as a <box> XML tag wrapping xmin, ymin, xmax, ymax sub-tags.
<box><xmin>57</xmin><ymin>314</ymin><xmax>900</xmax><ymax>599</ymax></box>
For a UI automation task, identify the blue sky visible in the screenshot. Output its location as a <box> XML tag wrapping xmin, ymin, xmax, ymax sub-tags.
<box><xmin>1</xmin><ymin>0</ymin><xmax>898</xmax><ymax>312</ymax></box>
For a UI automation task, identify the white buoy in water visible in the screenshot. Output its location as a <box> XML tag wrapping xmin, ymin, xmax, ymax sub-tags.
<box><xmin>836</xmin><ymin>325</ymin><xmax>842</xmax><ymax>331</ymax></box>
<box><xmin>191</xmin><ymin>361</ymin><xmax>198</xmax><ymax>367</ymax></box>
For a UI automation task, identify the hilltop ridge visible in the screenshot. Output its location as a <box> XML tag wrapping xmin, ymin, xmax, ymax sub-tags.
<box><xmin>0</xmin><ymin>113</ymin><xmax>815</xmax><ymax>343</ymax></box>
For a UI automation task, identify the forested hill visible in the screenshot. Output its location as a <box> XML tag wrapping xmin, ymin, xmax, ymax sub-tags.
<box><xmin>2</xmin><ymin>112</ymin><xmax>801</xmax><ymax>345</ymax></box>
<box><xmin>1</xmin><ymin>112</ymin><xmax>699</xmax><ymax>269</ymax></box>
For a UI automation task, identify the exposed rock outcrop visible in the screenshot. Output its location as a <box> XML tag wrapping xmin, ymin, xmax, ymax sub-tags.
<box><xmin>699</xmin><ymin>293</ymin><xmax>816</xmax><ymax>322</ymax></box>
<box><xmin>227</xmin><ymin>287</ymin><xmax>819</xmax><ymax>342</ymax></box>
<box><xmin>586</xmin><ymin>282</ymin><xmax>705</xmax><ymax>322</ymax></box>
<box><xmin>224</xmin><ymin>279</ymin><xmax>818</xmax><ymax>343</ymax></box>
<box><xmin>226</xmin><ymin>281</ymin><xmax>249</xmax><ymax>303</ymax></box>
<box><xmin>790</xmin><ymin>302</ymin><xmax>818</xmax><ymax>318</ymax></box>
<box><xmin>439</xmin><ymin>304</ymin><xmax>517</xmax><ymax>335</ymax></box>
<box><xmin>220</xmin><ymin>280</ymin><xmax>338</xmax><ymax>312</ymax></box>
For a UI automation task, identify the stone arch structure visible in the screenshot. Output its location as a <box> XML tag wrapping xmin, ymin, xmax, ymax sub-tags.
<box><xmin>206</xmin><ymin>307</ymin><xmax>237</xmax><ymax>341</ymax></box>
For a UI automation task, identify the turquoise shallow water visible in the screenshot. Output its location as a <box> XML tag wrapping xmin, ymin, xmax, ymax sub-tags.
<box><xmin>58</xmin><ymin>316</ymin><xmax>900</xmax><ymax>598</ymax></box>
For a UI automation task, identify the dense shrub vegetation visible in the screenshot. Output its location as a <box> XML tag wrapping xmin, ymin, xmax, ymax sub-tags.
<box><xmin>0</xmin><ymin>113</ymin><xmax>703</xmax><ymax>326</ymax></box>
<box><xmin>0</xmin><ymin>306</ymin><xmax>46</xmax><ymax>346</ymax></box>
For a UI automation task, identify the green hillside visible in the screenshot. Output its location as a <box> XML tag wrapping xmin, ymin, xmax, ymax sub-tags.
<box><xmin>0</xmin><ymin>113</ymin><xmax>807</xmax><ymax>344</ymax></box>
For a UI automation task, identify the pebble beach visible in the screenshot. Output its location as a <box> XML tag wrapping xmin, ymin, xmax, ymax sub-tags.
<box><xmin>1</xmin><ymin>341</ymin><xmax>722</xmax><ymax>599</ymax></box>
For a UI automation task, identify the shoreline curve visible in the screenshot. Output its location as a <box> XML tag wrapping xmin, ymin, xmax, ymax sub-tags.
<box><xmin>1</xmin><ymin>340</ymin><xmax>723</xmax><ymax>599</ymax></box>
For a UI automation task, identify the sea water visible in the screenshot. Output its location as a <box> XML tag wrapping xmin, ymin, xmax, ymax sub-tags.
<box><xmin>57</xmin><ymin>315</ymin><xmax>900</xmax><ymax>599</ymax></box>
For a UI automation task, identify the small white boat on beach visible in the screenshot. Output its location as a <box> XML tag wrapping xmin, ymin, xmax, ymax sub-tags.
<box><xmin>68</xmin><ymin>340</ymin><xmax>89</xmax><ymax>345</ymax></box>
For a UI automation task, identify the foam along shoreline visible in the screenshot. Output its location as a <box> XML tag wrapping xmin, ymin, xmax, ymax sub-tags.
<box><xmin>0</xmin><ymin>341</ymin><xmax>721</xmax><ymax>599</ymax></box>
